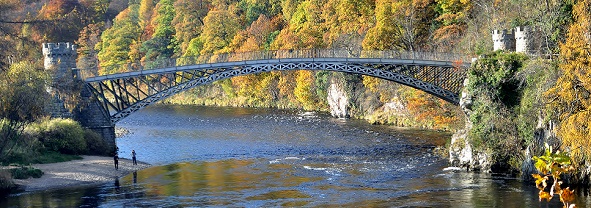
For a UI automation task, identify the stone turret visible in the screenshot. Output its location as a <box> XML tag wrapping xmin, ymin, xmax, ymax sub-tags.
<box><xmin>43</xmin><ymin>42</ymin><xmax>78</xmax><ymax>118</ymax></box>
<box><xmin>492</xmin><ymin>29</ymin><xmax>515</xmax><ymax>51</ymax></box>
<box><xmin>43</xmin><ymin>42</ymin><xmax>78</xmax><ymax>80</ymax></box>
<box><xmin>492</xmin><ymin>26</ymin><xmax>546</xmax><ymax>55</ymax></box>
<box><xmin>515</xmin><ymin>26</ymin><xmax>532</xmax><ymax>54</ymax></box>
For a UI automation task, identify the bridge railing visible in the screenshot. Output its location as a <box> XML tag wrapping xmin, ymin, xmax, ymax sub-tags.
<box><xmin>80</xmin><ymin>49</ymin><xmax>470</xmax><ymax>80</ymax></box>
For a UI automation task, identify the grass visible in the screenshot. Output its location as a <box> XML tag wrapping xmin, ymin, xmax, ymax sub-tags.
<box><xmin>30</xmin><ymin>151</ymin><xmax>83</xmax><ymax>164</ymax></box>
<box><xmin>2</xmin><ymin>151</ymin><xmax>83</xmax><ymax>166</ymax></box>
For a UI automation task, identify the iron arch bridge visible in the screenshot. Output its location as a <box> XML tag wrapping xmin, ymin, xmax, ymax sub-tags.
<box><xmin>82</xmin><ymin>49</ymin><xmax>471</xmax><ymax>123</ymax></box>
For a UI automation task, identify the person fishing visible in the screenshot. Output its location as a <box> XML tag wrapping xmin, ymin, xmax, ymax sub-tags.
<box><xmin>132</xmin><ymin>150</ymin><xmax>137</xmax><ymax>165</ymax></box>
<box><xmin>114</xmin><ymin>153</ymin><xmax>119</xmax><ymax>170</ymax></box>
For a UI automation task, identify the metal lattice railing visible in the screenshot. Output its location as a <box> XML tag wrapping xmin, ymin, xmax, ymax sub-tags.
<box><xmin>80</xmin><ymin>49</ymin><xmax>470</xmax><ymax>80</ymax></box>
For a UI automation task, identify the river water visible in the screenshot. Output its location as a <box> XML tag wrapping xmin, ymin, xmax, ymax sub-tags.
<box><xmin>1</xmin><ymin>105</ymin><xmax>588</xmax><ymax>207</ymax></box>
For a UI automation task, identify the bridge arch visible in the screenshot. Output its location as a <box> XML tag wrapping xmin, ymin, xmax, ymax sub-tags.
<box><xmin>83</xmin><ymin>50</ymin><xmax>469</xmax><ymax>123</ymax></box>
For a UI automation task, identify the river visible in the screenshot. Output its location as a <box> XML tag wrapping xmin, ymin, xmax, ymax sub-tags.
<box><xmin>1</xmin><ymin>105</ymin><xmax>587</xmax><ymax>207</ymax></box>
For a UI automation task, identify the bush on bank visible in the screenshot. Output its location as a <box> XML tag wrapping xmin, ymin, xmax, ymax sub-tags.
<box><xmin>9</xmin><ymin>166</ymin><xmax>43</xmax><ymax>179</ymax></box>
<box><xmin>25</xmin><ymin>118</ymin><xmax>87</xmax><ymax>155</ymax></box>
<box><xmin>83</xmin><ymin>129</ymin><xmax>111</xmax><ymax>156</ymax></box>
<box><xmin>1</xmin><ymin>118</ymin><xmax>110</xmax><ymax>166</ymax></box>
<box><xmin>26</xmin><ymin>118</ymin><xmax>111</xmax><ymax>156</ymax></box>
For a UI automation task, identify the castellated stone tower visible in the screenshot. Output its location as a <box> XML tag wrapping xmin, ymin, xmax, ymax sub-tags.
<box><xmin>492</xmin><ymin>29</ymin><xmax>515</xmax><ymax>51</ymax></box>
<box><xmin>43</xmin><ymin>42</ymin><xmax>78</xmax><ymax>82</ymax></box>
<box><xmin>42</xmin><ymin>42</ymin><xmax>78</xmax><ymax>118</ymax></box>
<box><xmin>493</xmin><ymin>26</ymin><xmax>545</xmax><ymax>55</ymax></box>
<box><xmin>515</xmin><ymin>26</ymin><xmax>532</xmax><ymax>54</ymax></box>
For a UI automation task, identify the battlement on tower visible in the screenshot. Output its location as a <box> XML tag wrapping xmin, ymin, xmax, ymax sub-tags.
<box><xmin>42</xmin><ymin>42</ymin><xmax>77</xmax><ymax>73</ymax></box>
<box><xmin>493</xmin><ymin>26</ymin><xmax>547</xmax><ymax>55</ymax></box>
<box><xmin>42</xmin><ymin>42</ymin><xmax>77</xmax><ymax>57</ymax></box>
<box><xmin>515</xmin><ymin>26</ymin><xmax>530</xmax><ymax>52</ymax></box>
<box><xmin>492</xmin><ymin>29</ymin><xmax>515</xmax><ymax>51</ymax></box>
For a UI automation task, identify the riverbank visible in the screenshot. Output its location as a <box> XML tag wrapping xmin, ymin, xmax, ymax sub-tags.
<box><xmin>12</xmin><ymin>155</ymin><xmax>150</xmax><ymax>192</ymax></box>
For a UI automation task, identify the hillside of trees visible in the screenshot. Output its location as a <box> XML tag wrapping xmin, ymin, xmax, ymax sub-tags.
<box><xmin>4</xmin><ymin>0</ymin><xmax>591</xmax><ymax>179</ymax></box>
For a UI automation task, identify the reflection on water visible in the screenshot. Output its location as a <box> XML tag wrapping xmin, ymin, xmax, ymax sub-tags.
<box><xmin>1</xmin><ymin>105</ymin><xmax>588</xmax><ymax>207</ymax></box>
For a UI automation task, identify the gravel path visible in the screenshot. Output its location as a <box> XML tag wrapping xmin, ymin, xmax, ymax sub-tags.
<box><xmin>13</xmin><ymin>155</ymin><xmax>151</xmax><ymax>192</ymax></box>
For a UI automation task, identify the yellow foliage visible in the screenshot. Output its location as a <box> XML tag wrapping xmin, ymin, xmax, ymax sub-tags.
<box><xmin>294</xmin><ymin>70</ymin><xmax>317</xmax><ymax>110</ymax></box>
<box><xmin>362</xmin><ymin>76</ymin><xmax>381</xmax><ymax>93</ymax></box>
<box><xmin>545</xmin><ymin>0</ymin><xmax>591</xmax><ymax>165</ymax></box>
<box><xmin>531</xmin><ymin>144</ymin><xmax>576</xmax><ymax>207</ymax></box>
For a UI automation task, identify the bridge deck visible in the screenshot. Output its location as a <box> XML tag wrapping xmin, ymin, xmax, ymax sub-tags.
<box><xmin>80</xmin><ymin>49</ymin><xmax>471</xmax><ymax>123</ymax></box>
<box><xmin>85</xmin><ymin>58</ymin><xmax>467</xmax><ymax>82</ymax></box>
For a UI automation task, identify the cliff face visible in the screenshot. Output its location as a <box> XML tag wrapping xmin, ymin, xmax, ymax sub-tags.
<box><xmin>327</xmin><ymin>77</ymin><xmax>350</xmax><ymax>118</ymax></box>
<box><xmin>449</xmin><ymin>78</ymin><xmax>492</xmax><ymax>172</ymax></box>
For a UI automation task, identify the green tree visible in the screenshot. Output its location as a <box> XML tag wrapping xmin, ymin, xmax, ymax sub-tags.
<box><xmin>96</xmin><ymin>4</ymin><xmax>141</xmax><ymax>73</ymax></box>
<box><xmin>141</xmin><ymin>0</ymin><xmax>176</xmax><ymax>64</ymax></box>
<box><xmin>238</xmin><ymin>0</ymin><xmax>282</xmax><ymax>25</ymax></box>
<box><xmin>0</xmin><ymin>62</ymin><xmax>49</xmax><ymax>122</ymax></box>
<box><xmin>172</xmin><ymin>0</ymin><xmax>211</xmax><ymax>55</ymax></box>
<box><xmin>0</xmin><ymin>62</ymin><xmax>49</xmax><ymax>162</ymax></box>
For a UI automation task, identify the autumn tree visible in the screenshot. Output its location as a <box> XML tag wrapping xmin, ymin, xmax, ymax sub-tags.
<box><xmin>545</xmin><ymin>0</ymin><xmax>591</xmax><ymax>167</ymax></box>
<box><xmin>96</xmin><ymin>4</ymin><xmax>142</xmax><ymax>74</ymax></box>
<box><xmin>141</xmin><ymin>0</ymin><xmax>176</xmax><ymax>66</ymax></box>
<box><xmin>76</xmin><ymin>23</ymin><xmax>104</xmax><ymax>77</ymax></box>
<box><xmin>195</xmin><ymin>10</ymin><xmax>241</xmax><ymax>55</ymax></box>
<box><xmin>172</xmin><ymin>0</ymin><xmax>211</xmax><ymax>55</ymax></box>
<box><xmin>432</xmin><ymin>0</ymin><xmax>471</xmax><ymax>52</ymax></box>
<box><xmin>321</xmin><ymin>0</ymin><xmax>374</xmax><ymax>50</ymax></box>
<box><xmin>362</xmin><ymin>0</ymin><xmax>399</xmax><ymax>50</ymax></box>
<box><xmin>228</xmin><ymin>15</ymin><xmax>281</xmax><ymax>106</ymax></box>
<box><xmin>35</xmin><ymin>0</ymin><xmax>87</xmax><ymax>42</ymax></box>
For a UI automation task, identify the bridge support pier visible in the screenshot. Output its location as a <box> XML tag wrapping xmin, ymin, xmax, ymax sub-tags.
<box><xmin>73</xmin><ymin>84</ymin><xmax>117</xmax><ymax>153</ymax></box>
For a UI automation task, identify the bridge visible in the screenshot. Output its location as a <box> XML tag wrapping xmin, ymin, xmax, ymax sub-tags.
<box><xmin>42</xmin><ymin>43</ymin><xmax>471</xmax><ymax>149</ymax></box>
<box><xmin>80</xmin><ymin>49</ymin><xmax>470</xmax><ymax>124</ymax></box>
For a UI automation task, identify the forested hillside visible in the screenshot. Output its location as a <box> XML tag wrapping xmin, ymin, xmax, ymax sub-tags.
<box><xmin>4</xmin><ymin>0</ymin><xmax>591</xmax><ymax>178</ymax></box>
<box><xmin>0</xmin><ymin>0</ymin><xmax>567</xmax><ymax>131</ymax></box>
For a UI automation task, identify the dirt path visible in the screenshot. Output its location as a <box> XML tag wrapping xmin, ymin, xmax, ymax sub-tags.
<box><xmin>13</xmin><ymin>155</ymin><xmax>151</xmax><ymax>192</ymax></box>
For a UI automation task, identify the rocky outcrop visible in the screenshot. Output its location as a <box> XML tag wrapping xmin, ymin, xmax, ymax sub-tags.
<box><xmin>449</xmin><ymin>78</ymin><xmax>492</xmax><ymax>172</ymax></box>
<box><xmin>327</xmin><ymin>77</ymin><xmax>350</xmax><ymax>118</ymax></box>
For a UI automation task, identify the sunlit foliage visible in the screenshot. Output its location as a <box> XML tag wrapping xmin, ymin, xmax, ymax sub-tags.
<box><xmin>545</xmin><ymin>0</ymin><xmax>591</xmax><ymax>167</ymax></box>
<box><xmin>532</xmin><ymin>143</ymin><xmax>576</xmax><ymax>208</ymax></box>
<box><xmin>466</xmin><ymin>51</ymin><xmax>528</xmax><ymax>172</ymax></box>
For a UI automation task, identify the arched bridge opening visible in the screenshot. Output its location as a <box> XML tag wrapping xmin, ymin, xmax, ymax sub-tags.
<box><xmin>82</xmin><ymin>49</ymin><xmax>470</xmax><ymax>124</ymax></box>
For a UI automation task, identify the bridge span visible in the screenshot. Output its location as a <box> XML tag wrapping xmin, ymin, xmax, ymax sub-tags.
<box><xmin>80</xmin><ymin>49</ymin><xmax>471</xmax><ymax>124</ymax></box>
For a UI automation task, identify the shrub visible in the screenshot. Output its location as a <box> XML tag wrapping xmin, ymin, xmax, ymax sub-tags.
<box><xmin>466</xmin><ymin>51</ymin><xmax>528</xmax><ymax>172</ymax></box>
<box><xmin>26</xmin><ymin>118</ymin><xmax>87</xmax><ymax>155</ymax></box>
<box><xmin>9</xmin><ymin>166</ymin><xmax>43</xmax><ymax>179</ymax></box>
<box><xmin>84</xmin><ymin>129</ymin><xmax>110</xmax><ymax>155</ymax></box>
<box><xmin>0</xmin><ymin>170</ymin><xmax>15</xmax><ymax>193</ymax></box>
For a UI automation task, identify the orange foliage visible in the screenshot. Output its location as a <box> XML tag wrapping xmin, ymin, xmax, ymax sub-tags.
<box><xmin>39</xmin><ymin>0</ymin><xmax>80</xmax><ymax>18</ymax></box>
<box><xmin>406</xmin><ymin>90</ymin><xmax>459</xmax><ymax>129</ymax></box>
